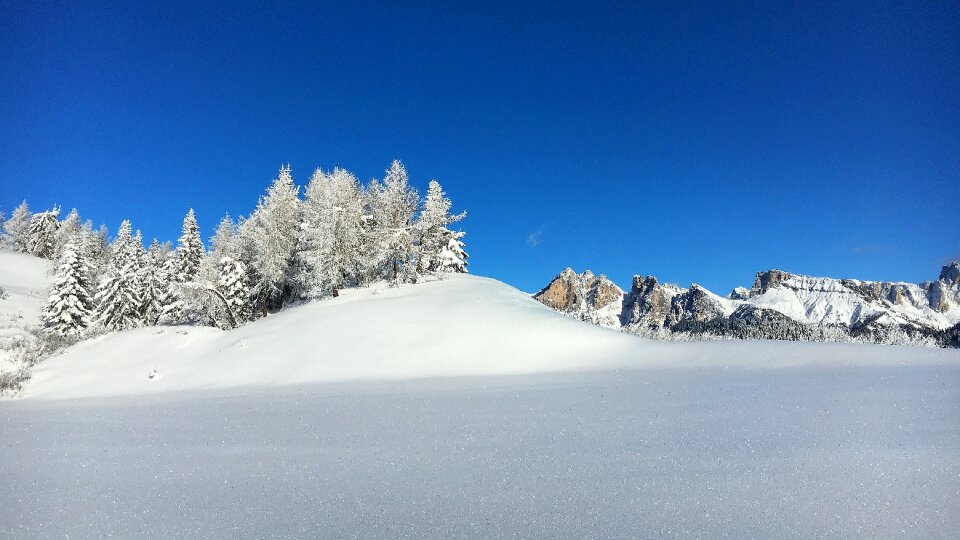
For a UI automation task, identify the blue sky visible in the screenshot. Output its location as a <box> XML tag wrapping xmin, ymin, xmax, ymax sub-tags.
<box><xmin>2</xmin><ymin>1</ymin><xmax>958</xmax><ymax>294</ymax></box>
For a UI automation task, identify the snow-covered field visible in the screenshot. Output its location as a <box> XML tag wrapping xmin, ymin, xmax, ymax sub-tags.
<box><xmin>0</xmin><ymin>252</ymin><xmax>50</xmax><ymax>370</ymax></box>
<box><xmin>2</xmin><ymin>259</ymin><xmax>959</xmax><ymax>537</ymax></box>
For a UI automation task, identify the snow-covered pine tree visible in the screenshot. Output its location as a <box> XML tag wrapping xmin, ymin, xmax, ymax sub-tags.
<box><xmin>437</xmin><ymin>230</ymin><xmax>469</xmax><ymax>273</ymax></box>
<box><xmin>3</xmin><ymin>201</ymin><xmax>31</xmax><ymax>252</ymax></box>
<box><xmin>215</xmin><ymin>256</ymin><xmax>250</xmax><ymax>328</ymax></box>
<box><xmin>368</xmin><ymin>160</ymin><xmax>420</xmax><ymax>284</ymax></box>
<box><xmin>95</xmin><ymin>220</ymin><xmax>143</xmax><ymax>331</ymax></box>
<box><xmin>297</xmin><ymin>167</ymin><xmax>366</xmax><ymax>297</ymax></box>
<box><xmin>53</xmin><ymin>208</ymin><xmax>82</xmax><ymax>260</ymax></box>
<box><xmin>199</xmin><ymin>214</ymin><xmax>236</xmax><ymax>287</ymax></box>
<box><xmin>244</xmin><ymin>165</ymin><xmax>302</xmax><ymax>314</ymax></box>
<box><xmin>416</xmin><ymin>180</ymin><xmax>466</xmax><ymax>274</ymax></box>
<box><xmin>173</xmin><ymin>208</ymin><xmax>204</xmax><ymax>283</ymax></box>
<box><xmin>140</xmin><ymin>239</ymin><xmax>170</xmax><ymax>325</ymax></box>
<box><xmin>78</xmin><ymin>222</ymin><xmax>110</xmax><ymax>283</ymax></box>
<box><xmin>157</xmin><ymin>210</ymin><xmax>209</xmax><ymax>325</ymax></box>
<box><xmin>41</xmin><ymin>240</ymin><xmax>95</xmax><ymax>339</ymax></box>
<box><xmin>28</xmin><ymin>206</ymin><xmax>61</xmax><ymax>259</ymax></box>
<box><xmin>209</xmin><ymin>214</ymin><xmax>236</xmax><ymax>262</ymax></box>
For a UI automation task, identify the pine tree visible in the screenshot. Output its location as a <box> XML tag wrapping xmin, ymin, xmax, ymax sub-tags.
<box><xmin>3</xmin><ymin>201</ymin><xmax>31</xmax><ymax>252</ymax></box>
<box><xmin>437</xmin><ymin>230</ymin><xmax>469</xmax><ymax>273</ymax></box>
<box><xmin>140</xmin><ymin>239</ymin><xmax>170</xmax><ymax>325</ymax></box>
<box><xmin>157</xmin><ymin>210</ymin><xmax>208</xmax><ymax>325</ymax></box>
<box><xmin>297</xmin><ymin>167</ymin><xmax>365</xmax><ymax>297</ymax></box>
<box><xmin>199</xmin><ymin>214</ymin><xmax>236</xmax><ymax>288</ymax></box>
<box><xmin>41</xmin><ymin>240</ymin><xmax>95</xmax><ymax>339</ymax></box>
<box><xmin>174</xmin><ymin>208</ymin><xmax>204</xmax><ymax>283</ymax></box>
<box><xmin>416</xmin><ymin>180</ymin><xmax>466</xmax><ymax>274</ymax></box>
<box><xmin>28</xmin><ymin>206</ymin><xmax>60</xmax><ymax>259</ymax></box>
<box><xmin>78</xmin><ymin>222</ymin><xmax>110</xmax><ymax>283</ymax></box>
<box><xmin>369</xmin><ymin>160</ymin><xmax>420</xmax><ymax>284</ymax></box>
<box><xmin>95</xmin><ymin>220</ymin><xmax>143</xmax><ymax>330</ymax></box>
<box><xmin>215</xmin><ymin>256</ymin><xmax>250</xmax><ymax>328</ymax></box>
<box><xmin>209</xmin><ymin>214</ymin><xmax>236</xmax><ymax>262</ymax></box>
<box><xmin>53</xmin><ymin>208</ymin><xmax>82</xmax><ymax>260</ymax></box>
<box><xmin>244</xmin><ymin>165</ymin><xmax>302</xmax><ymax>314</ymax></box>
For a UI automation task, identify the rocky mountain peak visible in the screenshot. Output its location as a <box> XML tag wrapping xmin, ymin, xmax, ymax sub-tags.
<box><xmin>752</xmin><ymin>269</ymin><xmax>792</xmax><ymax>295</ymax></box>
<box><xmin>940</xmin><ymin>261</ymin><xmax>960</xmax><ymax>286</ymax></box>
<box><xmin>728</xmin><ymin>287</ymin><xmax>751</xmax><ymax>300</ymax></box>
<box><xmin>533</xmin><ymin>269</ymin><xmax>624</xmax><ymax>327</ymax></box>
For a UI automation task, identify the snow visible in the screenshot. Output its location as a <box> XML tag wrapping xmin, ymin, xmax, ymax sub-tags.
<box><xmin>0</xmin><ymin>251</ymin><xmax>51</xmax><ymax>369</ymax></box>
<box><xmin>3</xmin><ymin>365</ymin><xmax>958</xmax><ymax>537</ymax></box>
<box><xmin>3</xmin><ymin>266</ymin><xmax>960</xmax><ymax>536</ymax></box>
<box><xmin>25</xmin><ymin>273</ymin><xmax>959</xmax><ymax>400</ymax></box>
<box><xmin>746</xmin><ymin>273</ymin><xmax>960</xmax><ymax>329</ymax></box>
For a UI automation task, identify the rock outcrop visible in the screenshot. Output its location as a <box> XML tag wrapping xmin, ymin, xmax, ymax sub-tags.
<box><xmin>533</xmin><ymin>268</ymin><xmax>624</xmax><ymax>328</ymax></box>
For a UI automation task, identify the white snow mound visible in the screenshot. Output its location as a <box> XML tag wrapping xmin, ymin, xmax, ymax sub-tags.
<box><xmin>26</xmin><ymin>273</ymin><xmax>960</xmax><ymax>400</ymax></box>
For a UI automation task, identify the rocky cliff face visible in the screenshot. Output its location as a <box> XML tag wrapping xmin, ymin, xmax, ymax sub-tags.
<box><xmin>534</xmin><ymin>261</ymin><xmax>960</xmax><ymax>348</ymax></box>
<box><xmin>533</xmin><ymin>268</ymin><xmax>623</xmax><ymax>328</ymax></box>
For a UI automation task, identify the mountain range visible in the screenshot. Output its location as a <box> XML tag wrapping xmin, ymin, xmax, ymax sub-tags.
<box><xmin>534</xmin><ymin>262</ymin><xmax>960</xmax><ymax>348</ymax></box>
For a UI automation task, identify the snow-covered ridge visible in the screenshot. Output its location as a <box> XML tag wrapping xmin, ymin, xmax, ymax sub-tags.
<box><xmin>536</xmin><ymin>262</ymin><xmax>960</xmax><ymax>346</ymax></box>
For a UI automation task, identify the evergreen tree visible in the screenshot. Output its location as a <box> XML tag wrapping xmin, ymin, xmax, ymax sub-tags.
<box><xmin>244</xmin><ymin>165</ymin><xmax>302</xmax><ymax>314</ymax></box>
<box><xmin>369</xmin><ymin>160</ymin><xmax>420</xmax><ymax>283</ymax></box>
<box><xmin>53</xmin><ymin>208</ymin><xmax>82</xmax><ymax>260</ymax></box>
<box><xmin>95</xmin><ymin>220</ymin><xmax>143</xmax><ymax>330</ymax></box>
<box><xmin>209</xmin><ymin>214</ymin><xmax>236</xmax><ymax>262</ymax></box>
<box><xmin>416</xmin><ymin>180</ymin><xmax>466</xmax><ymax>274</ymax></box>
<box><xmin>215</xmin><ymin>256</ymin><xmax>251</xmax><ymax>328</ymax></box>
<box><xmin>437</xmin><ymin>230</ymin><xmax>469</xmax><ymax>273</ymax></box>
<box><xmin>174</xmin><ymin>208</ymin><xmax>204</xmax><ymax>283</ymax></box>
<box><xmin>78</xmin><ymin>222</ymin><xmax>110</xmax><ymax>283</ymax></box>
<box><xmin>140</xmin><ymin>239</ymin><xmax>170</xmax><ymax>325</ymax></box>
<box><xmin>199</xmin><ymin>214</ymin><xmax>236</xmax><ymax>289</ymax></box>
<box><xmin>297</xmin><ymin>167</ymin><xmax>365</xmax><ymax>297</ymax></box>
<box><xmin>41</xmin><ymin>240</ymin><xmax>95</xmax><ymax>339</ymax></box>
<box><xmin>28</xmin><ymin>206</ymin><xmax>60</xmax><ymax>259</ymax></box>
<box><xmin>3</xmin><ymin>201</ymin><xmax>31</xmax><ymax>252</ymax></box>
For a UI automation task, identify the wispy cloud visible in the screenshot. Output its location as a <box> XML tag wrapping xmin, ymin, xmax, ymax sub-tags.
<box><xmin>526</xmin><ymin>230</ymin><xmax>543</xmax><ymax>248</ymax></box>
<box><xmin>850</xmin><ymin>244</ymin><xmax>894</xmax><ymax>255</ymax></box>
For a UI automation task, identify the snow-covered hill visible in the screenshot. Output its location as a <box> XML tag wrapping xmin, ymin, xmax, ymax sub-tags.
<box><xmin>4</xmin><ymin>262</ymin><xmax>960</xmax><ymax>537</ymax></box>
<box><xmin>0</xmin><ymin>252</ymin><xmax>51</xmax><ymax>370</ymax></box>
<box><xmin>537</xmin><ymin>263</ymin><xmax>960</xmax><ymax>346</ymax></box>
<box><xmin>24</xmin><ymin>271</ymin><xmax>960</xmax><ymax>400</ymax></box>
<box><xmin>26</xmin><ymin>274</ymin><xmax>640</xmax><ymax>399</ymax></box>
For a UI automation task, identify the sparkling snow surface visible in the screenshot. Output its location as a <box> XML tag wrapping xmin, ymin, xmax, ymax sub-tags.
<box><xmin>3</xmin><ymin>367</ymin><xmax>959</xmax><ymax>538</ymax></box>
<box><xmin>2</xmin><ymin>271</ymin><xmax>959</xmax><ymax>537</ymax></box>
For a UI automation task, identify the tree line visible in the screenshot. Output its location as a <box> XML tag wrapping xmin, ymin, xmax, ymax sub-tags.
<box><xmin>1</xmin><ymin>160</ymin><xmax>468</xmax><ymax>342</ymax></box>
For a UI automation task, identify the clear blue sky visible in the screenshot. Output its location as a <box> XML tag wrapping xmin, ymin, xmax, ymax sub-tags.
<box><xmin>2</xmin><ymin>1</ymin><xmax>958</xmax><ymax>294</ymax></box>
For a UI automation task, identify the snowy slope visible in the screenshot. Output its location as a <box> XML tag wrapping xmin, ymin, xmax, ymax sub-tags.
<box><xmin>26</xmin><ymin>275</ymin><xmax>640</xmax><ymax>399</ymax></box>
<box><xmin>26</xmin><ymin>273</ymin><xmax>960</xmax><ymax>400</ymax></box>
<box><xmin>0</xmin><ymin>252</ymin><xmax>51</xmax><ymax>370</ymax></box>
<box><xmin>5</xmin><ymin>271</ymin><xmax>960</xmax><ymax>537</ymax></box>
